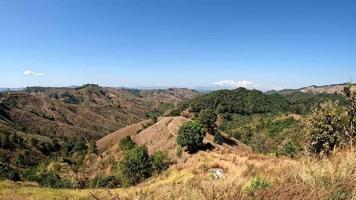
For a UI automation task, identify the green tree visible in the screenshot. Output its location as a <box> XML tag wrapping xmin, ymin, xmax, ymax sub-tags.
<box><xmin>117</xmin><ymin>145</ymin><xmax>152</xmax><ymax>187</ymax></box>
<box><xmin>176</xmin><ymin>121</ymin><xmax>206</xmax><ymax>153</ymax></box>
<box><xmin>151</xmin><ymin>151</ymin><xmax>170</xmax><ymax>174</ymax></box>
<box><xmin>198</xmin><ymin>109</ymin><xmax>217</xmax><ymax>134</ymax></box>
<box><xmin>119</xmin><ymin>136</ymin><xmax>136</xmax><ymax>151</ymax></box>
<box><xmin>342</xmin><ymin>83</ymin><xmax>356</xmax><ymax>145</ymax></box>
<box><xmin>308</xmin><ymin>84</ymin><xmax>356</xmax><ymax>156</ymax></box>
<box><xmin>308</xmin><ymin>101</ymin><xmax>343</xmax><ymax>155</ymax></box>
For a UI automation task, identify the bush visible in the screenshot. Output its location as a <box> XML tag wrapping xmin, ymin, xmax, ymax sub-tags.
<box><xmin>176</xmin><ymin>121</ymin><xmax>206</xmax><ymax>153</ymax></box>
<box><xmin>117</xmin><ymin>145</ymin><xmax>152</xmax><ymax>187</ymax></box>
<box><xmin>277</xmin><ymin>140</ymin><xmax>299</xmax><ymax>158</ymax></box>
<box><xmin>151</xmin><ymin>151</ymin><xmax>170</xmax><ymax>174</ymax></box>
<box><xmin>73</xmin><ymin>141</ymin><xmax>87</xmax><ymax>152</ymax></box>
<box><xmin>308</xmin><ymin>101</ymin><xmax>343</xmax><ymax>155</ymax></box>
<box><xmin>15</xmin><ymin>151</ymin><xmax>37</xmax><ymax>167</ymax></box>
<box><xmin>176</xmin><ymin>146</ymin><xmax>183</xmax><ymax>158</ymax></box>
<box><xmin>35</xmin><ymin>171</ymin><xmax>71</xmax><ymax>188</ymax></box>
<box><xmin>308</xmin><ymin>85</ymin><xmax>355</xmax><ymax>156</ymax></box>
<box><xmin>7</xmin><ymin>170</ymin><xmax>20</xmax><ymax>182</ymax></box>
<box><xmin>0</xmin><ymin>134</ymin><xmax>9</xmax><ymax>149</ymax></box>
<box><xmin>0</xmin><ymin>163</ymin><xmax>20</xmax><ymax>181</ymax></box>
<box><xmin>90</xmin><ymin>176</ymin><xmax>119</xmax><ymax>188</ymax></box>
<box><xmin>213</xmin><ymin>132</ymin><xmax>224</xmax><ymax>145</ymax></box>
<box><xmin>119</xmin><ymin>136</ymin><xmax>136</xmax><ymax>151</ymax></box>
<box><xmin>87</xmin><ymin>140</ymin><xmax>98</xmax><ymax>154</ymax></box>
<box><xmin>245</xmin><ymin>176</ymin><xmax>270</xmax><ymax>193</ymax></box>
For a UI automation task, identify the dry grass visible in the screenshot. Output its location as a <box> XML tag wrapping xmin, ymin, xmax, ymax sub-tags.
<box><xmin>2</xmin><ymin>144</ymin><xmax>355</xmax><ymax>199</ymax></box>
<box><xmin>3</xmin><ymin>149</ymin><xmax>355</xmax><ymax>200</ymax></box>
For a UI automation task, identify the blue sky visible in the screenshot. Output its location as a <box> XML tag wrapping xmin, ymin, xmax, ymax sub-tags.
<box><xmin>0</xmin><ymin>0</ymin><xmax>355</xmax><ymax>90</ymax></box>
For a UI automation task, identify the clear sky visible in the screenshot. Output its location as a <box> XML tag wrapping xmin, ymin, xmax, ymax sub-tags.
<box><xmin>0</xmin><ymin>0</ymin><xmax>355</xmax><ymax>90</ymax></box>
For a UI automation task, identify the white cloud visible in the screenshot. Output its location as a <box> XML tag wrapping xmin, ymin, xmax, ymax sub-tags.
<box><xmin>24</xmin><ymin>70</ymin><xmax>45</xmax><ymax>76</ymax></box>
<box><xmin>214</xmin><ymin>80</ymin><xmax>254</xmax><ymax>88</ymax></box>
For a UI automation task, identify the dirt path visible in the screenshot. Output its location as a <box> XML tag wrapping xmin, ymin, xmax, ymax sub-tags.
<box><xmin>166</xmin><ymin>118</ymin><xmax>177</xmax><ymax>137</ymax></box>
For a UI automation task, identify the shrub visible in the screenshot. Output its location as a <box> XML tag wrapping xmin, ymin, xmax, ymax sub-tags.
<box><xmin>213</xmin><ymin>131</ymin><xmax>224</xmax><ymax>145</ymax></box>
<box><xmin>151</xmin><ymin>151</ymin><xmax>170</xmax><ymax>174</ymax></box>
<box><xmin>15</xmin><ymin>151</ymin><xmax>37</xmax><ymax>167</ymax></box>
<box><xmin>277</xmin><ymin>140</ymin><xmax>299</xmax><ymax>158</ymax></box>
<box><xmin>176</xmin><ymin>146</ymin><xmax>183</xmax><ymax>158</ymax></box>
<box><xmin>119</xmin><ymin>136</ymin><xmax>136</xmax><ymax>151</ymax></box>
<box><xmin>87</xmin><ymin>140</ymin><xmax>98</xmax><ymax>154</ymax></box>
<box><xmin>0</xmin><ymin>134</ymin><xmax>9</xmax><ymax>149</ymax></box>
<box><xmin>7</xmin><ymin>170</ymin><xmax>20</xmax><ymax>182</ymax></box>
<box><xmin>90</xmin><ymin>176</ymin><xmax>119</xmax><ymax>188</ymax></box>
<box><xmin>117</xmin><ymin>145</ymin><xmax>152</xmax><ymax>187</ymax></box>
<box><xmin>245</xmin><ymin>176</ymin><xmax>270</xmax><ymax>193</ymax></box>
<box><xmin>308</xmin><ymin>101</ymin><xmax>343</xmax><ymax>156</ymax></box>
<box><xmin>73</xmin><ymin>141</ymin><xmax>87</xmax><ymax>152</ymax></box>
<box><xmin>176</xmin><ymin>121</ymin><xmax>206</xmax><ymax>153</ymax></box>
<box><xmin>9</xmin><ymin>133</ymin><xmax>19</xmax><ymax>145</ymax></box>
<box><xmin>0</xmin><ymin>163</ymin><xmax>20</xmax><ymax>181</ymax></box>
<box><xmin>35</xmin><ymin>171</ymin><xmax>71</xmax><ymax>188</ymax></box>
<box><xmin>308</xmin><ymin>85</ymin><xmax>356</xmax><ymax>156</ymax></box>
<box><xmin>0</xmin><ymin>150</ymin><xmax>8</xmax><ymax>163</ymax></box>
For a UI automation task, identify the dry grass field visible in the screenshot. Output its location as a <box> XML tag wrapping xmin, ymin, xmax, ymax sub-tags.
<box><xmin>1</xmin><ymin>147</ymin><xmax>355</xmax><ymax>200</ymax></box>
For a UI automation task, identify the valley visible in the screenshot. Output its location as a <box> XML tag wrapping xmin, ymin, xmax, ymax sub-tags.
<box><xmin>0</xmin><ymin>83</ymin><xmax>354</xmax><ymax>200</ymax></box>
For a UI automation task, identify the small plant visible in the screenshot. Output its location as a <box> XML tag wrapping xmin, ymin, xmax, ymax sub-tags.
<box><xmin>119</xmin><ymin>136</ymin><xmax>136</xmax><ymax>151</ymax></box>
<box><xmin>244</xmin><ymin>176</ymin><xmax>270</xmax><ymax>194</ymax></box>
<box><xmin>87</xmin><ymin>140</ymin><xmax>98</xmax><ymax>154</ymax></box>
<box><xmin>176</xmin><ymin>146</ymin><xmax>183</xmax><ymax>158</ymax></box>
<box><xmin>117</xmin><ymin>145</ymin><xmax>152</xmax><ymax>187</ymax></box>
<box><xmin>277</xmin><ymin>140</ymin><xmax>299</xmax><ymax>158</ymax></box>
<box><xmin>151</xmin><ymin>151</ymin><xmax>170</xmax><ymax>174</ymax></box>
<box><xmin>213</xmin><ymin>132</ymin><xmax>224</xmax><ymax>145</ymax></box>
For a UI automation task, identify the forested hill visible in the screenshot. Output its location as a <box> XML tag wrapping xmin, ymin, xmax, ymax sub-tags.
<box><xmin>177</xmin><ymin>87</ymin><xmax>346</xmax><ymax>115</ymax></box>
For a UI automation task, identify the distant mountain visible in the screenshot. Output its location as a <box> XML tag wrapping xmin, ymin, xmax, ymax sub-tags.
<box><xmin>0</xmin><ymin>88</ymin><xmax>23</xmax><ymax>92</ymax></box>
<box><xmin>266</xmin><ymin>83</ymin><xmax>355</xmax><ymax>94</ymax></box>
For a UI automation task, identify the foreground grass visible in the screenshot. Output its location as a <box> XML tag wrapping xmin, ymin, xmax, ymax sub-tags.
<box><xmin>1</xmin><ymin>148</ymin><xmax>355</xmax><ymax>200</ymax></box>
<box><xmin>0</xmin><ymin>181</ymin><xmax>91</xmax><ymax>200</ymax></box>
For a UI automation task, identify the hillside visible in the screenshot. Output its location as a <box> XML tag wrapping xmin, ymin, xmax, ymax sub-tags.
<box><xmin>267</xmin><ymin>83</ymin><xmax>356</xmax><ymax>95</ymax></box>
<box><xmin>300</xmin><ymin>83</ymin><xmax>356</xmax><ymax>94</ymax></box>
<box><xmin>0</xmin><ymin>85</ymin><xmax>354</xmax><ymax>200</ymax></box>
<box><xmin>0</xmin><ymin>85</ymin><xmax>198</xmax><ymax>174</ymax></box>
<box><xmin>79</xmin><ymin>116</ymin><xmax>252</xmax><ymax>181</ymax></box>
<box><xmin>0</xmin><ymin>85</ymin><xmax>198</xmax><ymax>141</ymax></box>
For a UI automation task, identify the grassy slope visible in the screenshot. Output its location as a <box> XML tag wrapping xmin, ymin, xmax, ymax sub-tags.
<box><xmin>1</xmin><ymin>148</ymin><xmax>355</xmax><ymax>200</ymax></box>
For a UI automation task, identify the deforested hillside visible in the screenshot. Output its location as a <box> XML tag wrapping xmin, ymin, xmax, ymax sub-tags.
<box><xmin>0</xmin><ymin>85</ymin><xmax>198</xmax><ymax>141</ymax></box>
<box><xmin>267</xmin><ymin>83</ymin><xmax>356</xmax><ymax>95</ymax></box>
<box><xmin>0</xmin><ymin>85</ymin><xmax>198</xmax><ymax>178</ymax></box>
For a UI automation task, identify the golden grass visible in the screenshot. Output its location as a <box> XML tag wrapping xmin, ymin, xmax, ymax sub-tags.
<box><xmin>1</xmin><ymin>149</ymin><xmax>355</xmax><ymax>200</ymax></box>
